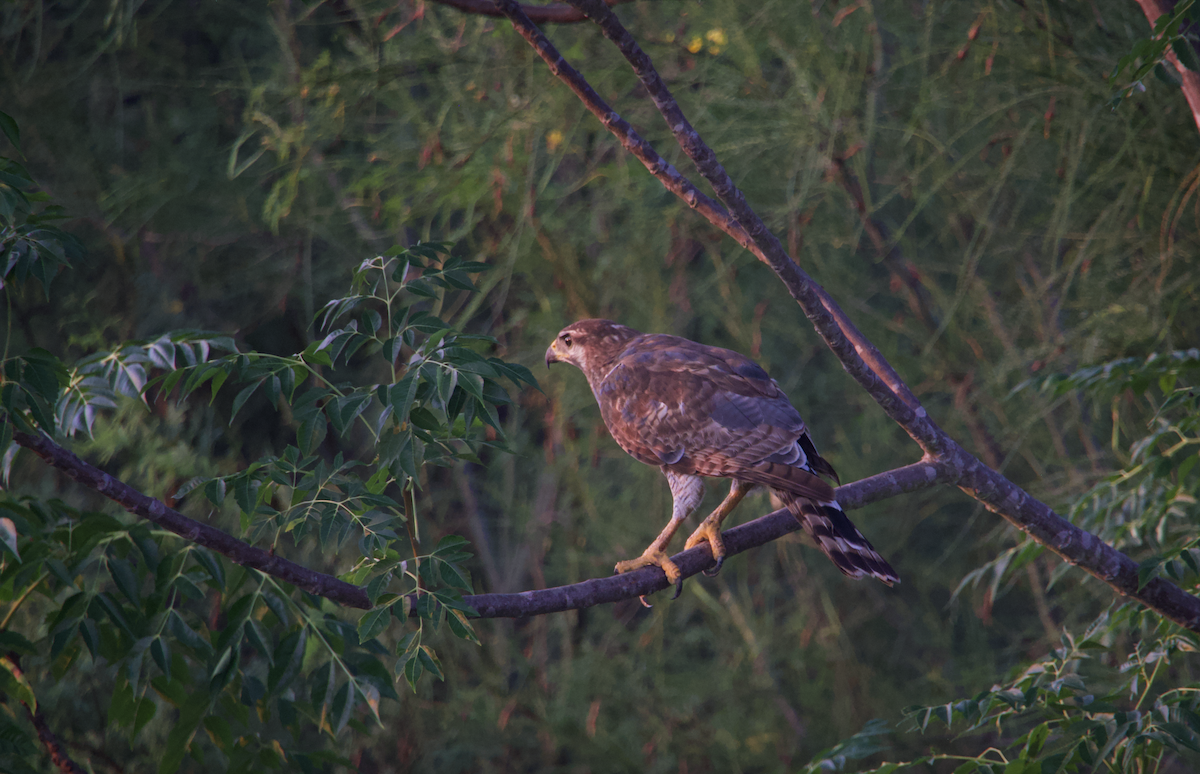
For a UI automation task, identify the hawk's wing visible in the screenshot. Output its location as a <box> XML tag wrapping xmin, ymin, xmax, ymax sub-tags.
<box><xmin>595</xmin><ymin>334</ymin><xmax>835</xmax><ymax>502</ymax></box>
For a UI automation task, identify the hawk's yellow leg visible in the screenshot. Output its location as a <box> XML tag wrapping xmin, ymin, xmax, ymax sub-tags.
<box><xmin>613</xmin><ymin>517</ymin><xmax>686</xmax><ymax>588</ymax></box>
<box><xmin>684</xmin><ymin>480</ymin><xmax>754</xmax><ymax>577</ymax></box>
<box><xmin>614</xmin><ymin>471</ymin><xmax>704</xmax><ymax>599</ymax></box>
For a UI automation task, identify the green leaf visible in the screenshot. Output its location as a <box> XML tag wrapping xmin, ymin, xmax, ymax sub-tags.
<box><xmin>446</xmin><ymin>608</ymin><xmax>480</xmax><ymax>645</ymax></box>
<box><xmin>402</xmin><ymin>652</ymin><xmax>423</xmax><ymax>692</ymax></box>
<box><xmin>0</xmin><ymin>110</ymin><xmax>20</xmax><ymax>150</ymax></box>
<box><xmin>108</xmin><ymin>556</ymin><xmax>141</xmax><ymax>605</ymax></box>
<box><xmin>0</xmin><ymin>630</ymin><xmax>37</xmax><ymax>655</ymax></box>
<box><xmin>160</xmin><ymin>691</ymin><xmax>209</xmax><ymax>774</ymax></box>
<box><xmin>208</xmin><ymin>644</ymin><xmax>240</xmax><ymax>692</ymax></box>
<box><xmin>268</xmin><ymin>629</ymin><xmax>305</xmax><ymax>693</ymax></box>
<box><xmin>230</xmin><ymin>381</ymin><xmax>260</xmax><ymax>422</ymax></box>
<box><xmin>330</xmin><ymin>681</ymin><xmax>354</xmax><ymax>734</ymax></box>
<box><xmin>366</xmin><ymin>572</ymin><xmax>392</xmax><ymax>606</ymax></box>
<box><xmin>0</xmin><ymin>654</ymin><xmax>36</xmax><ymax>710</ymax></box>
<box><xmin>168</xmin><ymin>610</ymin><xmax>213</xmax><ymax>657</ymax></box>
<box><xmin>244</xmin><ymin>619</ymin><xmax>273</xmax><ymax>663</ymax></box>
<box><xmin>203</xmin><ymin>714</ymin><xmax>234</xmax><ymax>752</ymax></box>
<box><xmin>1155</xmin><ymin>62</ymin><xmax>1183</xmax><ymax>86</ymax></box>
<box><xmin>408</xmin><ymin>405</ymin><xmax>443</xmax><ymax>432</ymax></box>
<box><xmin>357</xmin><ymin>605</ymin><xmax>392</xmax><ymax>642</ymax></box>
<box><xmin>311</xmin><ymin>660</ymin><xmax>335</xmax><ymax>709</ymax></box>
<box><xmin>389</xmin><ymin>375</ymin><xmax>420</xmax><ymax>425</ymax></box>
<box><xmin>1173</xmin><ymin>38</ymin><xmax>1200</xmax><ymax>72</ymax></box>
<box><xmin>1137</xmin><ymin>558</ymin><xmax>1160</xmax><ymax>590</ymax></box>
<box><xmin>417</xmin><ymin>645</ymin><xmax>444</xmax><ymax>681</ymax></box>
<box><xmin>110</xmin><ymin>680</ymin><xmax>136</xmax><ymax>728</ymax></box>
<box><xmin>150</xmin><ymin>636</ymin><xmax>172</xmax><ymax>680</ymax></box>
<box><xmin>301</xmin><ymin>341</ymin><xmax>334</xmax><ymax>367</ymax></box>
<box><xmin>298</xmin><ymin>407</ymin><xmax>328</xmax><ymax>454</ymax></box>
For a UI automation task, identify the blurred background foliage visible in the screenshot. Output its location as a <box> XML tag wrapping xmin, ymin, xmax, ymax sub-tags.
<box><xmin>2</xmin><ymin>0</ymin><xmax>1200</xmax><ymax>771</ymax></box>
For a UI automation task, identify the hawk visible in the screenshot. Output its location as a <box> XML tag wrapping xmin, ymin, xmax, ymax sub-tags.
<box><xmin>546</xmin><ymin>319</ymin><xmax>898</xmax><ymax>597</ymax></box>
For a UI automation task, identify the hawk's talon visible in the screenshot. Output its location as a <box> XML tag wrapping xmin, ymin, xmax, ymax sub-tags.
<box><xmin>671</xmin><ymin>577</ymin><xmax>684</xmax><ymax>600</ymax></box>
<box><xmin>703</xmin><ymin>555</ymin><xmax>725</xmax><ymax>577</ymax></box>
<box><xmin>614</xmin><ymin>549</ymin><xmax>682</xmax><ymax>592</ymax></box>
<box><xmin>684</xmin><ymin>521</ymin><xmax>727</xmax><ymax>573</ymax></box>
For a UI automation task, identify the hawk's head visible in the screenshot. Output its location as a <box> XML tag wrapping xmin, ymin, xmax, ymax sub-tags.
<box><xmin>546</xmin><ymin>319</ymin><xmax>641</xmax><ymax>382</ymax></box>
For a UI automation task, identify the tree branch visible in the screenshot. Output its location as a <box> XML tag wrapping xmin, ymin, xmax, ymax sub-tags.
<box><xmin>11</xmin><ymin>429</ymin><xmax>371</xmax><ymax>610</ymax></box>
<box><xmin>429</xmin><ymin>0</ymin><xmax>631</xmax><ymax>23</ymax></box>
<box><xmin>12</xmin><ymin>426</ymin><xmax>958</xmax><ymax>620</ymax></box>
<box><xmin>464</xmin><ymin>460</ymin><xmax>955</xmax><ymax>618</ymax></box>
<box><xmin>1</xmin><ymin>654</ymin><xmax>85</xmax><ymax>774</ymax></box>
<box><xmin>482</xmin><ymin>0</ymin><xmax>1200</xmax><ymax>630</ymax></box>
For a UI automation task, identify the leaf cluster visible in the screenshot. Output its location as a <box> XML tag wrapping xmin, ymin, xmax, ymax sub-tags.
<box><xmin>0</xmin><ymin>208</ymin><xmax>532</xmax><ymax>769</ymax></box>
<box><xmin>1108</xmin><ymin>0</ymin><xmax>1200</xmax><ymax>105</ymax></box>
<box><xmin>872</xmin><ymin>610</ymin><xmax>1200</xmax><ymax>774</ymax></box>
<box><xmin>0</xmin><ymin>110</ymin><xmax>80</xmax><ymax>299</ymax></box>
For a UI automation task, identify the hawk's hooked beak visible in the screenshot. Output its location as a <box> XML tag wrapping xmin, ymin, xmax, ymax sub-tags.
<box><xmin>545</xmin><ymin>344</ymin><xmax>560</xmax><ymax>369</ymax></box>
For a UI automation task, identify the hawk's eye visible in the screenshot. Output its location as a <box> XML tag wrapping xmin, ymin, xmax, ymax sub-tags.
<box><xmin>561</xmin><ymin>333</ymin><xmax>573</xmax><ymax>347</ymax></box>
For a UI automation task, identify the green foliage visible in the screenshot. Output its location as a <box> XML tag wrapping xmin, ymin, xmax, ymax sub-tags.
<box><xmin>1108</xmin><ymin>0</ymin><xmax>1200</xmax><ymax>106</ymax></box>
<box><xmin>968</xmin><ymin>352</ymin><xmax>1200</xmax><ymax>597</ymax></box>
<box><xmin>2</xmin><ymin>0</ymin><xmax>1200</xmax><ymax>771</ymax></box>
<box><xmin>921</xmin><ymin>353</ymin><xmax>1200</xmax><ymax>773</ymax></box>
<box><xmin>867</xmin><ymin>609</ymin><xmax>1200</xmax><ymax>774</ymax></box>
<box><xmin>0</xmin><ymin>109</ymin><xmax>81</xmax><ymax>300</ymax></box>
<box><xmin>0</xmin><ymin>209</ymin><xmax>530</xmax><ymax>769</ymax></box>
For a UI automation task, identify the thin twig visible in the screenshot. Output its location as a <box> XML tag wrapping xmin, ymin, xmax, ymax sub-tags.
<box><xmin>1</xmin><ymin>654</ymin><xmax>85</xmax><ymax>774</ymax></box>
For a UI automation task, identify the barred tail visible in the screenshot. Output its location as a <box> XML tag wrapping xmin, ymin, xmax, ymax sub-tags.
<box><xmin>780</xmin><ymin>493</ymin><xmax>899</xmax><ymax>586</ymax></box>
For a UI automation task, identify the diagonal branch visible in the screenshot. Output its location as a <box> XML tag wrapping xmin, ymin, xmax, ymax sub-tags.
<box><xmin>489</xmin><ymin>0</ymin><xmax>932</xmax><ymax>449</ymax></box>
<box><xmin>483</xmin><ymin>0</ymin><xmax>1200</xmax><ymax>630</ymax></box>
<box><xmin>11</xmin><ymin>429</ymin><xmax>371</xmax><ymax>610</ymax></box>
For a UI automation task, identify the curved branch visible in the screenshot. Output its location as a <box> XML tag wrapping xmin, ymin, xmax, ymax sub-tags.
<box><xmin>15</xmin><ymin>422</ymin><xmax>1200</xmax><ymax>628</ymax></box>
<box><xmin>11</xmin><ymin>429</ymin><xmax>371</xmax><ymax>610</ymax></box>
<box><xmin>12</xmin><ymin>426</ymin><xmax>957</xmax><ymax>619</ymax></box>
<box><xmin>485</xmin><ymin>0</ymin><xmax>1200</xmax><ymax>630</ymax></box>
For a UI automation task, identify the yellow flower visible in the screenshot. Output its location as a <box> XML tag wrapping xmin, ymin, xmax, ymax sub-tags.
<box><xmin>706</xmin><ymin>28</ymin><xmax>727</xmax><ymax>46</ymax></box>
<box><xmin>546</xmin><ymin>130</ymin><xmax>564</xmax><ymax>152</ymax></box>
<box><xmin>686</xmin><ymin>36</ymin><xmax>703</xmax><ymax>53</ymax></box>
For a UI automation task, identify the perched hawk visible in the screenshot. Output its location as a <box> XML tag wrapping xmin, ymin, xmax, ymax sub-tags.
<box><xmin>546</xmin><ymin>319</ymin><xmax>898</xmax><ymax>597</ymax></box>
